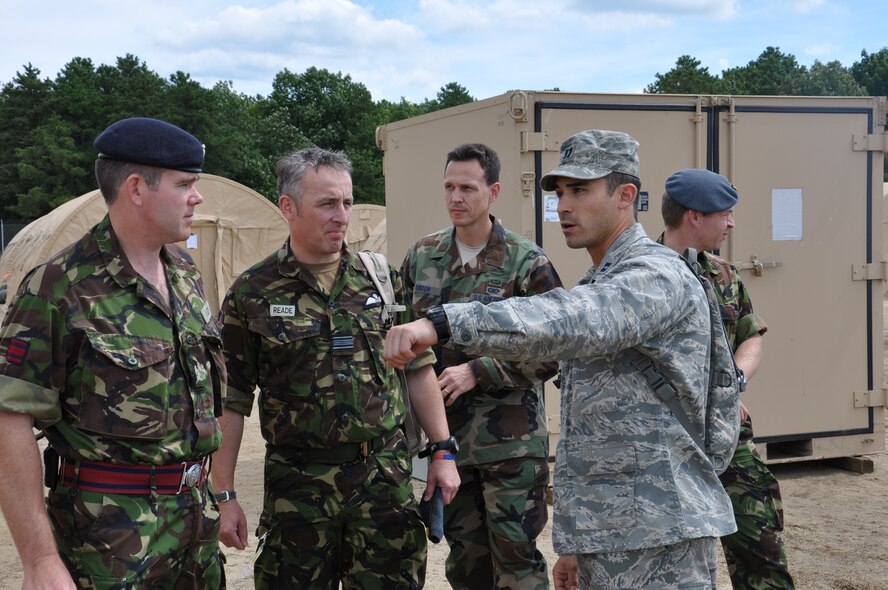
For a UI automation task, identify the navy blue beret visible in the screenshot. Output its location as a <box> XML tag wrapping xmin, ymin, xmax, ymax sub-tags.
<box><xmin>665</xmin><ymin>168</ymin><xmax>738</xmax><ymax>213</ymax></box>
<box><xmin>94</xmin><ymin>117</ymin><xmax>204</xmax><ymax>173</ymax></box>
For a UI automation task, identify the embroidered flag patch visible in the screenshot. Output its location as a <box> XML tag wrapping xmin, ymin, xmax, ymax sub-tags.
<box><xmin>6</xmin><ymin>337</ymin><xmax>29</xmax><ymax>365</ymax></box>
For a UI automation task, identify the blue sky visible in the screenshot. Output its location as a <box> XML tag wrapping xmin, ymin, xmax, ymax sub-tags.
<box><xmin>1</xmin><ymin>0</ymin><xmax>885</xmax><ymax>103</ymax></box>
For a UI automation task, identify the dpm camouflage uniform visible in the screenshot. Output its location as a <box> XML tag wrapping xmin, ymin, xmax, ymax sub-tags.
<box><xmin>221</xmin><ymin>242</ymin><xmax>434</xmax><ymax>590</ymax></box>
<box><xmin>440</xmin><ymin>224</ymin><xmax>736</xmax><ymax>587</ymax></box>
<box><xmin>701</xmin><ymin>251</ymin><xmax>795</xmax><ymax>590</ymax></box>
<box><xmin>401</xmin><ymin>216</ymin><xmax>561</xmax><ymax>590</ymax></box>
<box><xmin>0</xmin><ymin>215</ymin><xmax>225</xmax><ymax>589</ymax></box>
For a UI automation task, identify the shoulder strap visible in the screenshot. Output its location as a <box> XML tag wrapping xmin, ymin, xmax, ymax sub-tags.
<box><xmin>629</xmin><ymin>351</ymin><xmax>705</xmax><ymax>450</ymax></box>
<box><xmin>356</xmin><ymin>251</ymin><xmax>426</xmax><ymax>455</ymax></box>
<box><xmin>356</xmin><ymin>250</ymin><xmax>405</xmax><ymax>323</ymax></box>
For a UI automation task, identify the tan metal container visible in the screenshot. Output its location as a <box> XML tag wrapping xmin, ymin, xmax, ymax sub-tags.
<box><xmin>378</xmin><ymin>91</ymin><xmax>888</xmax><ymax>464</ymax></box>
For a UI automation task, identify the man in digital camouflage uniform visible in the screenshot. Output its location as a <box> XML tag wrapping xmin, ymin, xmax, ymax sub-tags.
<box><xmin>660</xmin><ymin>168</ymin><xmax>795</xmax><ymax>590</ymax></box>
<box><xmin>0</xmin><ymin>117</ymin><xmax>226</xmax><ymax>589</ymax></box>
<box><xmin>385</xmin><ymin>130</ymin><xmax>736</xmax><ymax>590</ymax></box>
<box><xmin>211</xmin><ymin>147</ymin><xmax>459</xmax><ymax>589</ymax></box>
<box><xmin>400</xmin><ymin>143</ymin><xmax>562</xmax><ymax>589</ymax></box>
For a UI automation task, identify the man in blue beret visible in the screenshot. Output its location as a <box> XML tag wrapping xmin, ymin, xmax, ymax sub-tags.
<box><xmin>660</xmin><ymin>168</ymin><xmax>795</xmax><ymax>590</ymax></box>
<box><xmin>0</xmin><ymin>117</ymin><xmax>226</xmax><ymax>589</ymax></box>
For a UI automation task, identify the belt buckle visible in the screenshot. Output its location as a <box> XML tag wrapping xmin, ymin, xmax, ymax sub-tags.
<box><xmin>179</xmin><ymin>462</ymin><xmax>204</xmax><ymax>492</ymax></box>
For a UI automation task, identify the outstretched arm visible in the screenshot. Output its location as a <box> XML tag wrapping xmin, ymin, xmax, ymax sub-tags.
<box><xmin>385</xmin><ymin>319</ymin><xmax>438</xmax><ymax>370</ymax></box>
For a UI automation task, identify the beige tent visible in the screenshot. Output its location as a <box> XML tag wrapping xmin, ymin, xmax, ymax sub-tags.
<box><xmin>346</xmin><ymin>204</ymin><xmax>387</xmax><ymax>258</ymax></box>
<box><xmin>0</xmin><ymin>174</ymin><xmax>289</xmax><ymax>315</ymax></box>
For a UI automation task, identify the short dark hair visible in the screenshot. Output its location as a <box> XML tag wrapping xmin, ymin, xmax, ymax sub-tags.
<box><xmin>661</xmin><ymin>192</ymin><xmax>688</xmax><ymax>229</ymax></box>
<box><xmin>445</xmin><ymin>143</ymin><xmax>500</xmax><ymax>186</ymax></box>
<box><xmin>94</xmin><ymin>158</ymin><xmax>162</xmax><ymax>204</ymax></box>
<box><xmin>605</xmin><ymin>172</ymin><xmax>641</xmax><ymax>195</ymax></box>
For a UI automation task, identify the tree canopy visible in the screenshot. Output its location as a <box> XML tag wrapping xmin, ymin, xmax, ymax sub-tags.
<box><xmin>0</xmin><ymin>56</ymin><xmax>474</xmax><ymax>219</ymax></box>
<box><xmin>0</xmin><ymin>45</ymin><xmax>885</xmax><ymax>222</ymax></box>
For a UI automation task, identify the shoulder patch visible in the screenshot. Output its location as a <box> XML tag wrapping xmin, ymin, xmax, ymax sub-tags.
<box><xmin>5</xmin><ymin>337</ymin><xmax>30</xmax><ymax>365</ymax></box>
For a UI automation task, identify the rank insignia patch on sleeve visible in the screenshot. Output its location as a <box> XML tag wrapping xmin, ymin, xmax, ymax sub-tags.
<box><xmin>5</xmin><ymin>337</ymin><xmax>30</xmax><ymax>365</ymax></box>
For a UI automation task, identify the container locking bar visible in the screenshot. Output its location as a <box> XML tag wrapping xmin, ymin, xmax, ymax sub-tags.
<box><xmin>734</xmin><ymin>255</ymin><xmax>783</xmax><ymax>277</ymax></box>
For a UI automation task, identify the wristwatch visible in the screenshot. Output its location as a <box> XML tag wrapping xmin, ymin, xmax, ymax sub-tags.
<box><xmin>418</xmin><ymin>436</ymin><xmax>460</xmax><ymax>459</ymax></box>
<box><xmin>214</xmin><ymin>490</ymin><xmax>237</xmax><ymax>503</ymax></box>
<box><xmin>425</xmin><ymin>305</ymin><xmax>451</xmax><ymax>343</ymax></box>
<box><xmin>737</xmin><ymin>369</ymin><xmax>748</xmax><ymax>393</ymax></box>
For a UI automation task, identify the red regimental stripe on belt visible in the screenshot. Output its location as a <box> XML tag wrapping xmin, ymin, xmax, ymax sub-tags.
<box><xmin>61</xmin><ymin>460</ymin><xmax>207</xmax><ymax>495</ymax></box>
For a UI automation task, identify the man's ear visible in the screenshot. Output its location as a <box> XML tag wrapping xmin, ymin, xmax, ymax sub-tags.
<box><xmin>488</xmin><ymin>181</ymin><xmax>501</xmax><ymax>204</ymax></box>
<box><xmin>617</xmin><ymin>182</ymin><xmax>638</xmax><ymax>210</ymax></box>
<box><xmin>123</xmin><ymin>174</ymin><xmax>143</xmax><ymax>206</ymax></box>
<box><xmin>279</xmin><ymin>194</ymin><xmax>296</xmax><ymax>219</ymax></box>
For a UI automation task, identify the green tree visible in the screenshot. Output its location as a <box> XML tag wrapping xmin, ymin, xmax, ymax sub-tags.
<box><xmin>851</xmin><ymin>47</ymin><xmax>888</xmax><ymax>96</ymax></box>
<box><xmin>426</xmin><ymin>82</ymin><xmax>474</xmax><ymax>110</ymax></box>
<box><xmin>266</xmin><ymin>67</ymin><xmax>382</xmax><ymax>202</ymax></box>
<box><xmin>208</xmin><ymin>82</ymin><xmax>310</xmax><ymax>200</ymax></box>
<box><xmin>95</xmin><ymin>54</ymin><xmax>168</xmax><ymax>123</ymax></box>
<box><xmin>13</xmin><ymin>116</ymin><xmax>87</xmax><ymax>217</ymax></box>
<box><xmin>376</xmin><ymin>97</ymin><xmax>427</xmax><ymax>125</ymax></box>
<box><xmin>722</xmin><ymin>47</ymin><xmax>807</xmax><ymax>95</ymax></box>
<box><xmin>645</xmin><ymin>55</ymin><xmax>725</xmax><ymax>94</ymax></box>
<box><xmin>801</xmin><ymin>60</ymin><xmax>866</xmax><ymax>96</ymax></box>
<box><xmin>0</xmin><ymin>65</ymin><xmax>54</xmax><ymax>216</ymax></box>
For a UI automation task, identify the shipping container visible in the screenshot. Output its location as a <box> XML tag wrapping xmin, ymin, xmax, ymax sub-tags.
<box><xmin>378</xmin><ymin>91</ymin><xmax>888</xmax><ymax>464</ymax></box>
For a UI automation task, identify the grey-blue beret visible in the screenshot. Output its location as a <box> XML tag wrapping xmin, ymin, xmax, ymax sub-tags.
<box><xmin>94</xmin><ymin>117</ymin><xmax>204</xmax><ymax>173</ymax></box>
<box><xmin>665</xmin><ymin>168</ymin><xmax>738</xmax><ymax>213</ymax></box>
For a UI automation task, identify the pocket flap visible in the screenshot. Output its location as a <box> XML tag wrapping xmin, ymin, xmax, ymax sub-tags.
<box><xmin>86</xmin><ymin>332</ymin><xmax>173</xmax><ymax>370</ymax></box>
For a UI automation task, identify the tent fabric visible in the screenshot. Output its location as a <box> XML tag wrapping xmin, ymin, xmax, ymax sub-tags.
<box><xmin>0</xmin><ymin>174</ymin><xmax>289</xmax><ymax>316</ymax></box>
<box><xmin>346</xmin><ymin>204</ymin><xmax>387</xmax><ymax>258</ymax></box>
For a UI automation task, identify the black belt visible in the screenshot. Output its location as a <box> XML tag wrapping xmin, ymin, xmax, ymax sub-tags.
<box><xmin>271</xmin><ymin>432</ymin><xmax>395</xmax><ymax>464</ymax></box>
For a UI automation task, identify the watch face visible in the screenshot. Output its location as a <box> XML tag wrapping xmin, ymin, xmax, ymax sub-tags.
<box><xmin>442</xmin><ymin>436</ymin><xmax>459</xmax><ymax>453</ymax></box>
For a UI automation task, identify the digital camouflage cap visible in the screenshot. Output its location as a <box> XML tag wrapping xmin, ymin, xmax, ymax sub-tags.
<box><xmin>540</xmin><ymin>129</ymin><xmax>640</xmax><ymax>191</ymax></box>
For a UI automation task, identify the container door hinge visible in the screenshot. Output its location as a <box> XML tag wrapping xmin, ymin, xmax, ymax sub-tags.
<box><xmin>851</xmin><ymin>133</ymin><xmax>887</xmax><ymax>152</ymax></box>
<box><xmin>851</xmin><ymin>261</ymin><xmax>888</xmax><ymax>281</ymax></box>
<box><xmin>520</xmin><ymin>172</ymin><xmax>536</xmax><ymax>199</ymax></box>
<box><xmin>520</xmin><ymin>131</ymin><xmax>550</xmax><ymax>153</ymax></box>
<box><xmin>853</xmin><ymin>389</ymin><xmax>887</xmax><ymax>408</ymax></box>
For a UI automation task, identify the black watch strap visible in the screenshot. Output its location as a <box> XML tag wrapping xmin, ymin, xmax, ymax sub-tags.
<box><xmin>418</xmin><ymin>435</ymin><xmax>459</xmax><ymax>458</ymax></box>
<box><xmin>214</xmin><ymin>490</ymin><xmax>237</xmax><ymax>503</ymax></box>
<box><xmin>426</xmin><ymin>305</ymin><xmax>451</xmax><ymax>343</ymax></box>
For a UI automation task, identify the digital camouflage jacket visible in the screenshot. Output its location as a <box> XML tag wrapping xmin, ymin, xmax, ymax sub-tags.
<box><xmin>221</xmin><ymin>242</ymin><xmax>434</xmax><ymax>449</ymax></box>
<box><xmin>441</xmin><ymin>223</ymin><xmax>736</xmax><ymax>554</ymax></box>
<box><xmin>0</xmin><ymin>215</ymin><xmax>224</xmax><ymax>464</ymax></box>
<box><xmin>401</xmin><ymin>216</ymin><xmax>561</xmax><ymax>465</ymax></box>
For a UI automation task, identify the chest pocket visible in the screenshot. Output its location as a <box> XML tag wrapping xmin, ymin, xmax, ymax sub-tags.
<box><xmin>75</xmin><ymin>332</ymin><xmax>174</xmax><ymax>440</ymax></box>
<box><xmin>248</xmin><ymin>316</ymin><xmax>323</xmax><ymax>384</ymax></box>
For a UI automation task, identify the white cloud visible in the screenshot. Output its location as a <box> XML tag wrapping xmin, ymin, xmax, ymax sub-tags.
<box><xmin>786</xmin><ymin>0</ymin><xmax>825</xmax><ymax>14</ymax></box>
<box><xmin>565</xmin><ymin>0</ymin><xmax>738</xmax><ymax>19</ymax></box>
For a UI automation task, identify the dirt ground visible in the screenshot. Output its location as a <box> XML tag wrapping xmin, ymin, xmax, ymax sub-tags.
<box><xmin>3</xmin><ymin>342</ymin><xmax>888</xmax><ymax>588</ymax></box>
